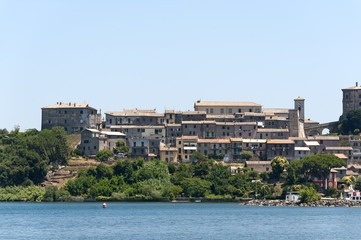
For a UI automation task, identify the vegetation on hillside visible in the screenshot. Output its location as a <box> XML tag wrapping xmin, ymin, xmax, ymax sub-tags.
<box><xmin>339</xmin><ymin>110</ymin><xmax>361</xmax><ymax>135</ymax></box>
<box><xmin>0</xmin><ymin>127</ymin><xmax>70</xmax><ymax>187</ymax></box>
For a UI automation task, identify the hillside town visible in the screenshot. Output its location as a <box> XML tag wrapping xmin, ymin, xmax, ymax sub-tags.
<box><xmin>39</xmin><ymin>83</ymin><xmax>361</xmax><ymax>193</ymax></box>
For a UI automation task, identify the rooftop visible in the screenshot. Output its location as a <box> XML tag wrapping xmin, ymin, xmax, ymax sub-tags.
<box><xmin>110</xmin><ymin>125</ymin><xmax>165</xmax><ymax>129</ymax></box>
<box><xmin>308</xmin><ymin>136</ymin><xmax>339</xmax><ymax>141</ymax></box>
<box><xmin>42</xmin><ymin>103</ymin><xmax>96</xmax><ymax>110</ymax></box>
<box><xmin>243</xmin><ymin>139</ymin><xmax>267</xmax><ymax>143</ymax></box>
<box><xmin>333</xmin><ymin>153</ymin><xmax>348</xmax><ymax>159</ymax></box>
<box><xmin>262</xmin><ymin>108</ymin><xmax>290</xmax><ymax>114</ymax></box>
<box><xmin>257</xmin><ymin>128</ymin><xmax>289</xmax><ymax>133</ymax></box>
<box><xmin>230</xmin><ymin>138</ymin><xmax>243</xmax><ymax>142</ymax></box>
<box><xmin>246</xmin><ymin>161</ymin><xmax>271</xmax><ymax>165</ymax></box>
<box><xmin>267</xmin><ymin>139</ymin><xmax>295</xmax><ymax>144</ymax></box>
<box><xmin>176</xmin><ymin>136</ymin><xmax>198</xmax><ymax>141</ymax></box>
<box><xmin>198</xmin><ymin>139</ymin><xmax>231</xmax><ymax>144</ymax></box>
<box><xmin>105</xmin><ymin>109</ymin><xmax>164</xmax><ymax>117</ymax></box>
<box><xmin>326</xmin><ymin>147</ymin><xmax>353</xmax><ymax>151</ymax></box>
<box><xmin>194</xmin><ymin>101</ymin><xmax>262</xmax><ymax>107</ymax></box>
<box><xmin>295</xmin><ymin>147</ymin><xmax>310</xmax><ymax>151</ymax></box>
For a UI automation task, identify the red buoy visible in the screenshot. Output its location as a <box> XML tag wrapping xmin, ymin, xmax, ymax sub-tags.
<box><xmin>103</xmin><ymin>203</ymin><xmax>107</xmax><ymax>208</ymax></box>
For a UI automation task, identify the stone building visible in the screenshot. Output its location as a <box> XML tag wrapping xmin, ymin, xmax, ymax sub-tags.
<box><xmin>242</xmin><ymin>139</ymin><xmax>267</xmax><ymax>161</ymax></box>
<box><xmin>230</xmin><ymin>138</ymin><xmax>243</xmax><ymax>161</ymax></box>
<box><xmin>110</xmin><ymin>125</ymin><xmax>165</xmax><ymax>141</ymax></box>
<box><xmin>81</xmin><ymin>128</ymin><xmax>126</xmax><ymax>156</ymax></box>
<box><xmin>194</xmin><ymin>101</ymin><xmax>262</xmax><ymax>115</ymax></box>
<box><xmin>256</xmin><ymin>128</ymin><xmax>289</xmax><ymax>140</ymax></box>
<box><xmin>42</xmin><ymin>102</ymin><xmax>101</xmax><ymax>134</ymax></box>
<box><xmin>197</xmin><ymin>139</ymin><xmax>232</xmax><ymax>161</ymax></box>
<box><xmin>105</xmin><ymin>109</ymin><xmax>164</xmax><ymax>127</ymax></box>
<box><xmin>266</xmin><ymin>139</ymin><xmax>295</xmax><ymax>161</ymax></box>
<box><xmin>342</xmin><ymin>82</ymin><xmax>361</xmax><ymax>118</ymax></box>
<box><xmin>325</xmin><ymin>146</ymin><xmax>353</xmax><ymax>162</ymax></box>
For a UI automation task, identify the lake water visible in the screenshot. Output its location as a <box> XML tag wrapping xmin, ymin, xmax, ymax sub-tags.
<box><xmin>0</xmin><ymin>202</ymin><xmax>360</xmax><ymax>240</ymax></box>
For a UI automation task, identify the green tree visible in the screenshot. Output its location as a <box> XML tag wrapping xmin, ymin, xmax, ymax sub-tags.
<box><xmin>324</xmin><ymin>187</ymin><xmax>340</xmax><ymax>198</ymax></box>
<box><xmin>192</xmin><ymin>151</ymin><xmax>206</xmax><ymax>162</ymax></box>
<box><xmin>271</xmin><ymin>157</ymin><xmax>289</xmax><ymax>179</ymax></box>
<box><xmin>96</xmin><ymin>150</ymin><xmax>113</xmax><ymax>162</ymax></box>
<box><xmin>354</xmin><ymin>177</ymin><xmax>361</xmax><ymax>191</ymax></box>
<box><xmin>181</xmin><ymin>177</ymin><xmax>211</xmax><ymax>197</ymax></box>
<box><xmin>299</xmin><ymin>186</ymin><xmax>321</xmax><ymax>203</ymax></box>
<box><xmin>301</xmin><ymin>154</ymin><xmax>345</xmax><ymax>191</ymax></box>
<box><xmin>342</xmin><ymin>176</ymin><xmax>356</xmax><ymax>187</ymax></box>
<box><xmin>240</xmin><ymin>151</ymin><xmax>253</xmax><ymax>161</ymax></box>
<box><xmin>339</xmin><ymin>110</ymin><xmax>361</xmax><ymax>134</ymax></box>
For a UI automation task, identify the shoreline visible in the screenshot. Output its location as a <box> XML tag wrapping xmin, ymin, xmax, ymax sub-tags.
<box><xmin>239</xmin><ymin>199</ymin><xmax>361</xmax><ymax>207</ymax></box>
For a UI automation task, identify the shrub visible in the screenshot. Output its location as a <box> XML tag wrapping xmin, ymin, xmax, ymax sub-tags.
<box><xmin>96</xmin><ymin>150</ymin><xmax>113</xmax><ymax>162</ymax></box>
<box><xmin>299</xmin><ymin>186</ymin><xmax>321</xmax><ymax>203</ymax></box>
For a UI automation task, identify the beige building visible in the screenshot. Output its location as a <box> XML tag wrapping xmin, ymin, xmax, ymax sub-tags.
<box><xmin>159</xmin><ymin>143</ymin><xmax>178</xmax><ymax>163</ymax></box>
<box><xmin>176</xmin><ymin>136</ymin><xmax>198</xmax><ymax>162</ymax></box>
<box><xmin>246</xmin><ymin>161</ymin><xmax>272</xmax><ymax>173</ymax></box>
<box><xmin>42</xmin><ymin>102</ymin><xmax>101</xmax><ymax>134</ymax></box>
<box><xmin>194</xmin><ymin>101</ymin><xmax>262</xmax><ymax>115</ymax></box>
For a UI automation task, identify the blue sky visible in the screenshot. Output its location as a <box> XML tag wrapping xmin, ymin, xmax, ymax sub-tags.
<box><xmin>1</xmin><ymin>1</ymin><xmax>360</xmax><ymax>131</ymax></box>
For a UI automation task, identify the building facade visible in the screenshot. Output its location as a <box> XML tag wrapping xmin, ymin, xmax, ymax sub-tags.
<box><xmin>42</xmin><ymin>102</ymin><xmax>101</xmax><ymax>134</ymax></box>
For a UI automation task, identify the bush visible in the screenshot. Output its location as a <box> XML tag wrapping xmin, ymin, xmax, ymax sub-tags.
<box><xmin>96</xmin><ymin>150</ymin><xmax>113</xmax><ymax>162</ymax></box>
<box><xmin>324</xmin><ymin>187</ymin><xmax>340</xmax><ymax>199</ymax></box>
<box><xmin>299</xmin><ymin>186</ymin><xmax>321</xmax><ymax>203</ymax></box>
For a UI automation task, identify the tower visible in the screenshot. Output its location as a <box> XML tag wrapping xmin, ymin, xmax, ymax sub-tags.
<box><xmin>342</xmin><ymin>82</ymin><xmax>361</xmax><ymax>118</ymax></box>
<box><xmin>294</xmin><ymin>97</ymin><xmax>305</xmax><ymax>120</ymax></box>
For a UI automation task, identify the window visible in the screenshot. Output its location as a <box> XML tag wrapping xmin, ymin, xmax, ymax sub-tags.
<box><xmin>221</xmin><ymin>108</ymin><xmax>224</xmax><ymax>114</ymax></box>
<box><xmin>206</xmin><ymin>108</ymin><xmax>209</xmax><ymax>114</ymax></box>
<box><xmin>80</xmin><ymin>110</ymin><xmax>83</xmax><ymax>114</ymax></box>
<box><xmin>210</xmin><ymin>108</ymin><xmax>214</xmax><ymax>114</ymax></box>
<box><xmin>194</xmin><ymin>125</ymin><xmax>196</xmax><ymax>128</ymax></box>
<box><xmin>185</xmin><ymin>125</ymin><xmax>188</xmax><ymax>128</ymax></box>
<box><xmin>346</xmin><ymin>94</ymin><xmax>349</xmax><ymax>99</ymax></box>
<box><xmin>229</xmin><ymin>108</ymin><xmax>232</xmax><ymax>114</ymax></box>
